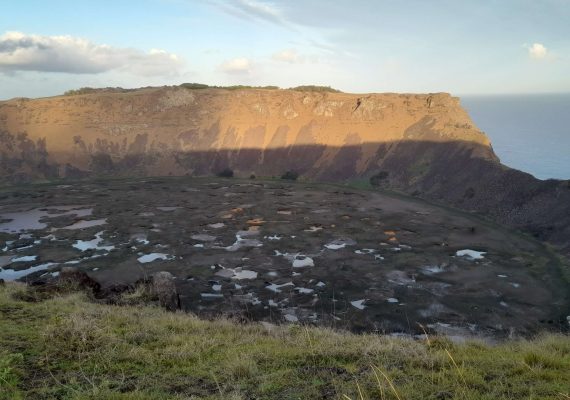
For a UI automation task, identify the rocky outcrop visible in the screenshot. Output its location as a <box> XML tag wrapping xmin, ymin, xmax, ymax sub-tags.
<box><xmin>0</xmin><ymin>87</ymin><xmax>569</xmax><ymax>255</ymax></box>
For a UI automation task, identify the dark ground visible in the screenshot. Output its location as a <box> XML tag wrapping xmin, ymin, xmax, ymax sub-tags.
<box><xmin>0</xmin><ymin>177</ymin><xmax>568</xmax><ymax>339</ymax></box>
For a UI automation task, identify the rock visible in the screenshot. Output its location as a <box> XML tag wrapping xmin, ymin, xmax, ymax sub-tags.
<box><xmin>58</xmin><ymin>267</ymin><xmax>101</xmax><ymax>292</ymax></box>
<box><xmin>151</xmin><ymin>271</ymin><xmax>180</xmax><ymax>311</ymax></box>
<box><xmin>11</xmin><ymin>238</ymin><xmax>35</xmax><ymax>249</ymax></box>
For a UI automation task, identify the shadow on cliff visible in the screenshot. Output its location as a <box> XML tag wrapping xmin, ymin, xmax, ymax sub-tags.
<box><xmin>164</xmin><ymin>140</ymin><xmax>568</xmax><ymax>253</ymax></box>
<box><xmin>1</xmin><ymin>135</ymin><xmax>570</xmax><ymax>256</ymax></box>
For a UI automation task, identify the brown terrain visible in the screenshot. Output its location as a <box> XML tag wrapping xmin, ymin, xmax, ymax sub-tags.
<box><xmin>0</xmin><ymin>86</ymin><xmax>569</xmax><ymax>255</ymax></box>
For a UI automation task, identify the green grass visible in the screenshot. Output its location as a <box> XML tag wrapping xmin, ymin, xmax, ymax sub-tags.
<box><xmin>1</xmin><ymin>283</ymin><xmax>569</xmax><ymax>399</ymax></box>
<box><xmin>288</xmin><ymin>85</ymin><xmax>342</xmax><ymax>93</ymax></box>
<box><xmin>343</xmin><ymin>177</ymin><xmax>374</xmax><ymax>190</ymax></box>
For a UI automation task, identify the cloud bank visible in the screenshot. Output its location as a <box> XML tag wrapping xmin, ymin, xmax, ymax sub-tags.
<box><xmin>528</xmin><ymin>43</ymin><xmax>547</xmax><ymax>59</ymax></box>
<box><xmin>0</xmin><ymin>31</ymin><xmax>183</xmax><ymax>76</ymax></box>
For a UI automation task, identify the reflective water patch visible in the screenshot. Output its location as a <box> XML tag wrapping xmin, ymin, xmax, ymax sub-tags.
<box><xmin>266</xmin><ymin>282</ymin><xmax>294</xmax><ymax>293</ymax></box>
<box><xmin>73</xmin><ymin>231</ymin><xmax>115</xmax><ymax>252</ymax></box>
<box><xmin>11</xmin><ymin>255</ymin><xmax>37</xmax><ymax>262</ymax></box>
<box><xmin>0</xmin><ymin>206</ymin><xmax>93</xmax><ymax>233</ymax></box>
<box><xmin>137</xmin><ymin>253</ymin><xmax>174</xmax><ymax>263</ymax></box>
<box><xmin>0</xmin><ymin>262</ymin><xmax>57</xmax><ymax>281</ymax></box>
<box><xmin>351</xmin><ymin>299</ymin><xmax>366</xmax><ymax>310</ymax></box>
<box><xmin>456</xmin><ymin>249</ymin><xmax>486</xmax><ymax>260</ymax></box>
<box><xmin>325</xmin><ymin>238</ymin><xmax>356</xmax><ymax>250</ymax></box>
<box><xmin>292</xmin><ymin>256</ymin><xmax>314</xmax><ymax>268</ymax></box>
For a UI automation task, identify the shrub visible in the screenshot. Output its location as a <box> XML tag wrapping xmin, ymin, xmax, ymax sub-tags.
<box><xmin>63</xmin><ymin>87</ymin><xmax>131</xmax><ymax>95</ymax></box>
<box><xmin>281</xmin><ymin>170</ymin><xmax>299</xmax><ymax>181</ymax></box>
<box><xmin>179</xmin><ymin>83</ymin><xmax>210</xmax><ymax>90</ymax></box>
<box><xmin>217</xmin><ymin>168</ymin><xmax>234</xmax><ymax>178</ymax></box>
<box><xmin>369</xmin><ymin>171</ymin><xmax>389</xmax><ymax>186</ymax></box>
<box><xmin>249</xmin><ymin>174</ymin><xmax>256</xmax><ymax>179</ymax></box>
<box><xmin>64</xmin><ymin>87</ymin><xmax>98</xmax><ymax>96</ymax></box>
<box><xmin>289</xmin><ymin>85</ymin><xmax>341</xmax><ymax>93</ymax></box>
<box><xmin>464</xmin><ymin>187</ymin><xmax>476</xmax><ymax>199</ymax></box>
<box><xmin>179</xmin><ymin>83</ymin><xmax>280</xmax><ymax>91</ymax></box>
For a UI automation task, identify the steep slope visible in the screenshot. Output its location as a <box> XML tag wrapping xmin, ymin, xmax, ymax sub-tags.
<box><xmin>0</xmin><ymin>87</ymin><xmax>569</xmax><ymax>254</ymax></box>
<box><xmin>0</xmin><ymin>87</ymin><xmax>493</xmax><ymax>178</ymax></box>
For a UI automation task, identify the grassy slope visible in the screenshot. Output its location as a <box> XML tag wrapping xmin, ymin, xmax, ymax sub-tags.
<box><xmin>1</xmin><ymin>284</ymin><xmax>569</xmax><ymax>400</ymax></box>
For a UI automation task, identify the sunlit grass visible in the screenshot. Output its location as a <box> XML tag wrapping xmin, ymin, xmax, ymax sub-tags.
<box><xmin>1</xmin><ymin>282</ymin><xmax>569</xmax><ymax>399</ymax></box>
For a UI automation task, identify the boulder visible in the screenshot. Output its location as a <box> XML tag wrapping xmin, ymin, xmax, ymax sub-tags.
<box><xmin>151</xmin><ymin>271</ymin><xmax>180</xmax><ymax>311</ymax></box>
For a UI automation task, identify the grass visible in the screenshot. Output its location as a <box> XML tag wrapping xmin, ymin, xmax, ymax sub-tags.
<box><xmin>1</xmin><ymin>283</ymin><xmax>569</xmax><ymax>399</ymax></box>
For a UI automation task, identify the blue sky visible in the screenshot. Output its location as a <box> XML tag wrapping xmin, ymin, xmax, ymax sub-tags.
<box><xmin>1</xmin><ymin>0</ymin><xmax>569</xmax><ymax>99</ymax></box>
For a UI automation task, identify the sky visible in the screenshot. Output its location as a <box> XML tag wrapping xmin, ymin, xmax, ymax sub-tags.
<box><xmin>1</xmin><ymin>0</ymin><xmax>569</xmax><ymax>99</ymax></box>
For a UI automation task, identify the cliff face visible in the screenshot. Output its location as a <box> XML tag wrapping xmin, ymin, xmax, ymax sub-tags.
<box><xmin>0</xmin><ymin>88</ymin><xmax>494</xmax><ymax>178</ymax></box>
<box><xmin>0</xmin><ymin>87</ymin><xmax>569</xmax><ymax>253</ymax></box>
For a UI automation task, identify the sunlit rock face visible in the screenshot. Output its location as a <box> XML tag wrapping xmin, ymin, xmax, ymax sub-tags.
<box><xmin>0</xmin><ymin>88</ymin><xmax>494</xmax><ymax>182</ymax></box>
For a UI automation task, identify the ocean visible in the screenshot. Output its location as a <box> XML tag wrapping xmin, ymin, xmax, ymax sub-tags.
<box><xmin>461</xmin><ymin>94</ymin><xmax>570</xmax><ymax>181</ymax></box>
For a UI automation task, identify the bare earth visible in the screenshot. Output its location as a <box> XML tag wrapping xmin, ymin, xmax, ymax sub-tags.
<box><xmin>0</xmin><ymin>177</ymin><xmax>568</xmax><ymax>339</ymax></box>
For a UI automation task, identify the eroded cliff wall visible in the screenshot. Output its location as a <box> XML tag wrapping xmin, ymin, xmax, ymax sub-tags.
<box><xmin>0</xmin><ymin>88</ymin><xmax>494</xmax><ymax>179</ymax></box>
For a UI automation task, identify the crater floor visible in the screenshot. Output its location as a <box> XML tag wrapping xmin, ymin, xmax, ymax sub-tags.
<box><xmin>0</xmin><ymin>177</ymin><xmax>567</xmax><ymax>339</ymax></box>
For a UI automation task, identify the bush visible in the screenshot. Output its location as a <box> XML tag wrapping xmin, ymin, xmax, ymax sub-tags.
<box><xmin>179</xmin><ymin>82</ymin><xmax>210</xmax><ymax>90</ymax></box>
<box><xmin>464</xmin><ymin>187</ymin><xmax>476</xmax><ymax>199</ymax></box>
<box><xmin>289</xmin><ymin>85</ymin><xmax>341</xmax><ymax>93</ymax></box>
<box><xmin>281</xmin><ymin>170</ymin><xmax>299</xmax><ymax>181</ymax></box>
<box><xmin>369</xmin><ymin>171</ymin><xmax>389</xmax><ymax>186</ymax></box>
<box><xmin>179</xmin><ymin>83</ymin><xmax>280</xmax><ymax>91</ymax></box>
<box><xmin>217</xmin><ymin>168</ymin><xmax>234</xmax><ymax>178</ymax></box>
<box><xmin>63</xmin><ymin>87</ymin><xmax>131</xmax><ymax>96</ymax></box>
<box><xmin>249</xmin><ymin>174</ymin><xmax>256</xmax><ymax>180</ymax></box>
<box><xmin>64</xmin><ymin>87</ymin><xmax>99</xmax><ymax>96</ymax></box>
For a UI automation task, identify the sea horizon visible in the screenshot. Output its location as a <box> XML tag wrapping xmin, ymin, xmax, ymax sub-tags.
<box><xmin>462</xmin><ymin>93</ymin><xmax>570</xmax><ymax>181</ymax></box>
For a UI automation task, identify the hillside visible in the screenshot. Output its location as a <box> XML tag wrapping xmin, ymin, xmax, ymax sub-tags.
<box><xmin>0</xmin><ymin>87</ymin><xmax>569</xmax><ymax>255</ymax></box>
<box><xmin>1</xmin><ymin>282</ymin><xmax>569</xmax><ymax>399</ymax></box>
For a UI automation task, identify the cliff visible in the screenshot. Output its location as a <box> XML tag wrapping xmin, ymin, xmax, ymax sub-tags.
<box><xmin>0</xmin><ymin>87</ymin><xmax>569</xmax><ymax>254</ymax></box>
<box><xmin>0</xmin><ymin>87</ymin><xmax>494</xmax><ymax>178</ymax></box>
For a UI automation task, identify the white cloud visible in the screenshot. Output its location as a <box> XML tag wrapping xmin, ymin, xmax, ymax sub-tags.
<box><xmin>528</xmin><ymin>43</ymin><xmax>547</xmax><ymax>60</ymax></box>
<box><xmin>271</xmin><ymin>48</ymin><xmax>323</xmax><ymax>64</ymax></box>
<box><xmin>220</xmin><ymin>57</ymin><xmax>252</xmax><ymax>74</ymax></box>
<box><xmin>272</xmin><ymin>48</ymin><xmax>301</xmax><ymax>63</ymax></box>
<box><xmin>0</xmin><ymin>31</ymin><xmax>183</xmax><ymax>76</ymax></box>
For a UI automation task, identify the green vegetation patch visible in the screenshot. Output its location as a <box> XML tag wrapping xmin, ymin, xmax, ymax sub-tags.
<box><xmin>179</xmin><ymin>83</ymin><xmax>280</xmax><ymax>91</ymax></box>
<box><xmin>61</xmin><ymin>83</ymin><xmax>343</xmax><ymax>97</ymax></box>
<box><xmin>289</xmin><ymin>85</ymin><xmax>342</xmax><ymax>93</ymax></box>
<box><xmin>63</xmin><ymin>87</ymin><xmax>136</xmax><ymax>96</ymax></box>
<box><xmin>1</xmin><ymin>283</ymin><xmax>569</xmax><ymax>399</ymax></box>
